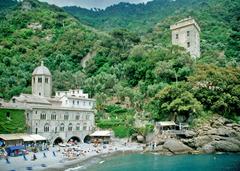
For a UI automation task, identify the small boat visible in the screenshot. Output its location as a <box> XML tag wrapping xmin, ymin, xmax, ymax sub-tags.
<box><xmin>99</xmin><ymin>160</ymin><xmax>104</xmax><ymax>164</ymax></box>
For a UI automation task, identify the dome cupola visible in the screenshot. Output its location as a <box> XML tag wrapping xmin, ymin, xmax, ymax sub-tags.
<box><xmin>32</xmin><ymin>61</ymin><xmax>52</xmax><ymax>97</ymax></box>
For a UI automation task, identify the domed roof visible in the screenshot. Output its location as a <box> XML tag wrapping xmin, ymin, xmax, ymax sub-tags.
<box><xmin>32</xmin><ymin>61</ymin><xmax>51</xmax><ymax>76</ymax></box>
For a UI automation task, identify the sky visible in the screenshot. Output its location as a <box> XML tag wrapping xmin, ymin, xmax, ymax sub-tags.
<box><xmin>39</xmin><ymin>0</ymin><xmax>152</xmax><ymax>9</ymax></box>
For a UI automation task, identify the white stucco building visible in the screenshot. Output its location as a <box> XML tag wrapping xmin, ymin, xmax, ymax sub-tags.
<box><xmin>11</xmin><ymin>62</ymin><xmax>96</xmax><ymax>144</ymax></box>
<box><xmin>170</xmin><ymin>17</ymin><xmax>201</xmax><ymax>58</ymax></box>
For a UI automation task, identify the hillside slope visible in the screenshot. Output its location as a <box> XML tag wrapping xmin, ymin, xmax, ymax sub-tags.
<box><xmin>0</xmin><ymin>0</ymin><xmax>100</xmax><ymax>99</ymax></box>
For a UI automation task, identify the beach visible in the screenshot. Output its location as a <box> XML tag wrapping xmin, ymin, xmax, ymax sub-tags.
<box><xmin>0</xmin><ymin>140</ymin><xmax>144</xmax><ymax>171</ymax></box>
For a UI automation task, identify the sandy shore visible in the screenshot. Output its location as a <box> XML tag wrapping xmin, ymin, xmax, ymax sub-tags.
<box><xmin>0</xmin><ymin>141</ymin><xmax>144</xmax><ymax>171</ymax></box>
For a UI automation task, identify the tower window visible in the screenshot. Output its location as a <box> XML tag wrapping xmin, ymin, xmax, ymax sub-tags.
<box><xmin>176</xmin><ymin>34</ymin><xmax>178</xmax><ymax>39</ymax></box>
<box><xmin>33</xmin><ymin>78</ymin><xmax>35</xmax><ymax>83</ymax></box>
<box><xmin>187</xmin><ymin>42</ymin><xmax>190</xmax><ymax>47</ymax></box>
<box><xmin>45</xmin><ymin>78</ymin><xmax>48</xmax><ymax>83</ymax></box>
<box><xmin>39</xmin><ymin>92</ymin><xmax>41</xmax><ymax>96</ymax></box>
<box><xmin>38</xmin><ymin>77</ymin><xmax>42</xmax><ymax>83</ymax></box>
<box><xmin>187</xmin><ymin>31</ymin><xmax>190</xmax><ymax>36</ymax></box>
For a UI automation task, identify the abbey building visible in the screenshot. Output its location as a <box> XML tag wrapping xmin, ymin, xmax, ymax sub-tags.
<box><xmin>11</xmin><ymin>62</ymin><xmax>95</xmax><ymax>144</ymax></box>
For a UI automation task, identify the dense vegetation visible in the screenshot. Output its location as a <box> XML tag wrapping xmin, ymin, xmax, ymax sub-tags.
<box><xmin>0</xmin><ymin>0</ymin><xmax>239</xmax><ymax>137</ymax></box>
<box><xmin>0</xmin><ymin>109</ymin><xmax>26</xmax><ymax>133</ymax></box>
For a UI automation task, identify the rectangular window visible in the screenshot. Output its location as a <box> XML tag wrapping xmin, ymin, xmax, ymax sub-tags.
<box><xmin>176</xmin><ymin>34</ymin><xmax>178</xmax><ymax>39</ymax></box>
<box><xmin>38</xmin><ymin>77</ymin><xmax>42</xmax><ymax>83</ymax></box>
<box><xmin>45</xmin><ymin>78</ymin><xmax>48</xmax><ymax>83</ymax></box>
<box><xmin>187</xmin><ymin>42</ymin><xmax>190</xmax><ymax>47</ymax></box>
<box><xmin>76</xmin><ymin>126</ymin><xmax>80</xmax><ymax>131</ymax></box>
<box><xmin>73</xmin><ymin>100</ymin><xmax>75</xmax><ymax>105</ymax></box>
<box><xmin>51</xmin><ymin>114</ymin><xmax>56</xmax><ymax>120</ymax></box>
<box><xmin>187</xmin><ymin>31</ymin><xmax>190</xmax><ymax>36</ymax></box>
<box><xmin>76</xmin><ymin>115</ymin><xmax>80</xmax><ymax>120</ymax></box>
<box><xmin>64</xmin><ymin>115</ymin><xmax>69</xmax><ymax>120</ymax></box>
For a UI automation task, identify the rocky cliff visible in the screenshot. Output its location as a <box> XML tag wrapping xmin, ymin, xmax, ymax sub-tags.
<box><xmin>145</xmin><ymin>115</ymin><xmax>240</xmax><ymax>154</ymax></box>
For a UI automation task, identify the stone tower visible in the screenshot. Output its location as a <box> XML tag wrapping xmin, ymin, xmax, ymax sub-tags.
<box><xmin>32</xmin><ymin>61</ymin><xmax>52</xmax><ymax>97</ymax></box>
<box><xmin>170</xmin><ymin>17</ymin><xmax>200</xmax><ymax>58</ymax></box>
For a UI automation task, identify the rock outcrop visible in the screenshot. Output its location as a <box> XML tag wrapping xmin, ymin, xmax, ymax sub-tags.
<box><xmin>163</xmin><ymin>138</ymin><xmax>193</xmax><ymax>154</ymax></box>
<box><xmin>191</xmin><ymin>115</ymin><xmax>240</xmax><ymax>153</ymax></box>
<box><xmin>152</xmin><ymin>115</ymin><xmax>240</xmax><ymax>155</ymax></box>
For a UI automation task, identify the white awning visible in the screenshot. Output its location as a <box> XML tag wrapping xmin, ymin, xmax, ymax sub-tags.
<box><xmin>19</xmin><ymin>135</ymin><xmax>35</xmax><ymax>142</ymax></box>
<box><xmin>0</xmin><ymin>134</ymin><xmax>23</xmax><ymax>141</ymax></box>
<box><xmin>156</xmin><ymin>121</ymin><xmax>176</xmax><ymax>127</ymax></box>
<box><xmin>0</xmin><ymin>134</ymin><xmax>46</xmax><ymax>142</ymax></box>
<box><xmin>90</xmin><ymin>131</ymin><xmax>111</xmax><ymax>137</ymax></box>
<box><xmin>30</xmin><ymin>134</ymin><xmax>46</xmax><ymax>141</ymax></box>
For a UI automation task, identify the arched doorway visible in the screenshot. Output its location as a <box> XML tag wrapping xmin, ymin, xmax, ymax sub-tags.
<box><xmin>83</xmin><ymin>135</ymin><xmax>91</xmax><ymax>144</ymax></box>
<box><xmin>53</xmin><ymin>137</ymin><xmax>63</xmax><ymax>145</ymax></box>
<box><xmin>68</xmin><ymin>136</ymin><xmax>81</xmax><ymax>144</ymax></box>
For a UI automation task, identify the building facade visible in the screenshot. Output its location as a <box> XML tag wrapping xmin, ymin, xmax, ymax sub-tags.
<box><xmin>11</xmin><ymin>62</ymin><xmax>96</xmax><ymax>144</ymax></box>
<box><xmin>170</xmin><ymin>17</ymin><xmax>200</xmax><ymax>58</ymax></box>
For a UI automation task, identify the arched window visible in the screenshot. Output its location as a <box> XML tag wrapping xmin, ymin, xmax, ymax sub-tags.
<box><xmin>76</xmin><ymin>123</ymin><xmax>80</xmax><ymax>131</ymax></box>
<box><xmin>40</xmin><ymin>113</ymin><xmax>46</xmax><ymax>120</ymax></box>
<box><xmin>60</xmin><ymin>123</ymin><xmax>64</xmax><ymax>132</ymax></box>
<box><xmin>51</xmin><ymin>112</ymin><xmax>56</xmax><ymax>120</ymax></box>
<box><xmin>68</xmin><ymin>123</ymin><xmax>73</xmax><ymax>131</ymax></box>
<box><xmin>44</xmin><ymin>123</ymin><xmax>50</xmax><ymax>132</ymax></box>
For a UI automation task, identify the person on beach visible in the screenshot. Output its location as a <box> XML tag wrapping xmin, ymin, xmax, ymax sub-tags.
<box><xmin>43</xmin><ymin>152</ymin><xmax>47</xmax><ymax>158</ymax></box>
<box><xmin>32</xmin><ymin>154</ymin><xmax>37</xmax><ymax>160</ymax></box>
<box><xmin>23</xmin><ymin>153</ymin><xmax>27</xmax><ymax>161</ymax></box>
<box><xmin>5</xmin><ymin>155</ymin><xmax>10</xmax><ymax>164</ymax></box>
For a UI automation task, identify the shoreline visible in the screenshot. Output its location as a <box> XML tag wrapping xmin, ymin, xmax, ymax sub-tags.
<box><xmin>0</xmin><ymin>142</ymin><xmax>144</xmax><ymax>171</ymax></box>
<box><xmin>1</xmin><ymin>141</ymin><xmax>239</xmax><ymax>171</ymax></box>
<box><xmin>43</xmin><ymin>150</ymin><xmax>240</xmax><ymax>171</ymax></box>
<box><xmin>48</xmin><ymin>149</ymin><xmax>142</xmax><ymax>171</ymax></box>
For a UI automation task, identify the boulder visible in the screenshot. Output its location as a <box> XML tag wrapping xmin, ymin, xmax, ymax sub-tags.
<box><xmin>211</xmin><ymin>140</ymin><xmax>240</xmax><ymax>152</ymax></box>
<box><xmin>137</xmin><ymin>135</ymin><xmax>144</xmax><ymax>143</ymax></box>
<box><xmin>216</xmin><ymin>127</ymin><xmax>236</xmax><ymax>137</ymax></box>
<box><xmin>210</xmin><ymin>115</ymin><xmax>229</xmax><ymax>128</ymax></box>
<box><xmin>193</xmin><ymin>135</ymin><xmax>212</xmax><ymax>147</ymax></box>
<box><xmin>163</xmin><ymin>138</ymin><xmax>193</xmax><ymax>154</ymax></box>
<box><xmin>180</xmin><ymin>138</ymin><xmax>195</xmax><ymax>148</ymax></box>
<box><xmin>201</xmin><ymin>144</ymin><xmax>215</xmax><ymax>153</ymax></box>
<box><xmin>184</xmin><ymin>130</ymin><xmax>196</xmax><ymax>138</ymax></box>
<box><xmin>155</xmin><ymin>145</ymin><xmax>172</xmax><ymax>155</ymax></box>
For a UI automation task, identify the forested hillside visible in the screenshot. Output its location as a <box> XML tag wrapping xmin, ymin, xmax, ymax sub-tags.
<box><xmin>0</xmin><ymin>0</ymin><xmax>100</xmax><ymax>99</ymax></box>
<box><xmin>0</xmin><ymin>0</ymin><xmax>239</xmax><ymax>137</ymax></box>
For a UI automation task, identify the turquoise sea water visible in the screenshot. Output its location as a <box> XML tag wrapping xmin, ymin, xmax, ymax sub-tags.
<box><xmin>83</xmin><ymin>153</ymin><xmax>240</xmax><ymax>171</ymax></box>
